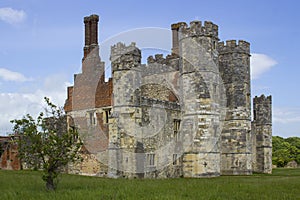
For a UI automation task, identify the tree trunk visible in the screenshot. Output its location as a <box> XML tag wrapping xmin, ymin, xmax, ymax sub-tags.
<box><xmin>46</xmin><ymin>173</ymin><xmax>55</xmax><ymax>190</ymax></box>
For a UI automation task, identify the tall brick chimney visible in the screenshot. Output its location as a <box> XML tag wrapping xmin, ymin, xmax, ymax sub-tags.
<box><xmin>83</xmin><ymin>14</ymin><xmax>99</xmax><ymax>60</ymax></box>
<box><xmin>171</xmin><ymin>23</ymin><xmax>179</xmax><ymax>56</ymax></box>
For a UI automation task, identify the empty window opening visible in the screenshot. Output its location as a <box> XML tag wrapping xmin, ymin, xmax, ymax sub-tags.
<box><xmin>104</xmin><ymin>108</ymin><xmax>111</xmax><ymax>124</ymax></box>
<box><xmin>88</xmin><ymin>111</ymin><xmax>96</xmax><ymax>126</ymax></box>
<box><xmin>147</xmin><ymin>153</ymin><xmax>155</xmax><ymax>166</ymax></box>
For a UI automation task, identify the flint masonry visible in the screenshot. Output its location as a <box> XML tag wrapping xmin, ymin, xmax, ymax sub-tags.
<box><xmin>64</xmin><ymin>14</ymin><xmax>272</xmax><ymax>178</ymax></box>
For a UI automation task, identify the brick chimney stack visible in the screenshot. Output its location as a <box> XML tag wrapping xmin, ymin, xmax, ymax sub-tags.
<box><xmin>83</xmin><ymin>14</ymin><xmax>99</xmax><ymax>60</ymax></box>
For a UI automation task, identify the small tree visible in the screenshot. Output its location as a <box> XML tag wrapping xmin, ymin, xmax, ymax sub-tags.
<box><xmin>11</xmin><ymin>97</ymin><xmax>82</xmax><ymax>190</ymax></box>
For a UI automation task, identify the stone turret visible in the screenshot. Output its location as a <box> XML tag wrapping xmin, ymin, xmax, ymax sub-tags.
<box><xmin>218</xmin><ymin>40</ymin><xmax>252</xmax><ymax>175</ymax></box>
<box><xmin>178</xmin><ymin>21</ymin><xmax>222</xmax><ymax>177</ymax></box>
<box><xmin>109</xmin><ymin>42</ymin><xmax>143</xmax><ymax>178</ymax></box>
<box><xmin>252</xmin><ymin>95</ymin><xmax>272</xmax><ymax>174</ymax></box>
<box><xmin>111</xmin><ymin>42</ymin><xmax>141</xmax><ymax>72</ymax></box>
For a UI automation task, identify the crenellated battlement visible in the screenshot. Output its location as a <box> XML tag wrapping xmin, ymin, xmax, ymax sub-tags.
<box><xmin>253</xmin><ymin>95</ymin><xmax>272</xmax><ymax>105</ymax></box>
<box><xmin>146</xmin><ymin>54</ymin><xmax>179</xmax><ymax>72</ymax></box>
<box><xmin>110</xmin><ymin>42</ymin><xmax>140</xmax><ymax>58</ymax></box>
<box><xmin>147</xmin><ymin>54</ymin><xmax>166</xmax><ymax>64</ymax></box>
<box><xmin>171</xmin><ymin>20</ymin><xmax>218</xmax><ymax>39</ymax></box>
<box><xmin>218</xmin><ymin>40</ymin><xmax>250</xmax><ymax>55</ymax></box>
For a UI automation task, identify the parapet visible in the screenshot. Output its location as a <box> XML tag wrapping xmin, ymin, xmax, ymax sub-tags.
<box><xmin>253</xmin><ymin>95</ymin><xmax>272</xmax><ymax>105</ymax></box>
<box><xmin>218</xmin><ymin>40</ymin><xmax>250</xmax><ymax>55</ymax></box>
<box><xmin>171</xmin><ymin>21</ymin><xmax>218</xmax><ymax>39</ymax></box>
<box><xmin>147</xmin><ymin>54</ymin><xmax>167</xmax><ymax>65</ymax></box>
<box><xmin>146</xmin><ymin>53</ymin><xmax>179</xmax><ymax>70</ymax></box>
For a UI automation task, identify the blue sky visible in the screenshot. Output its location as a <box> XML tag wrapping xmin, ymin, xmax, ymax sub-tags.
<box><xmin>0</xmin><ymin>0</ymin><xmax>299</xmax><ymax>137</ymax></box>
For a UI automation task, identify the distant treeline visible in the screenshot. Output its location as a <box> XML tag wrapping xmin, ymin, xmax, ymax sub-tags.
<box><xmin>272</xmin><ymin>136</ymin><xmax>300</xmax><ymax>167</ymax></box>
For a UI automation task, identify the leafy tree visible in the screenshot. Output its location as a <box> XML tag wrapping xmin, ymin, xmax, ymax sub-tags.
<box><xmin>285</xmin><ymin>137</ymin><xmax>300</xmax><ymax>149</ymax></box>
<box><xmin>11</xmin><ymin>97</ymin><xmax>82</xmax><ymax>190</ymax></box>
<box><xmin>272</xmin><ymin>136</ymin><xmax>300</xmax><ymax>167</ymax></box>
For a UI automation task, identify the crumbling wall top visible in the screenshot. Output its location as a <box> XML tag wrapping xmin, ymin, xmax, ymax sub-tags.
<box><xmin>253</xmin><ymin>95</ymin><xmax>272</xmax><ymax>104</ymax></box>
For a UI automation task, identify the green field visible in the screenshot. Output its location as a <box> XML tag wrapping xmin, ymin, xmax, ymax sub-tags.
<box><xmin>0</xmin><ymin>169</ymin><xmax>299</xmax><ymax>200</ymax></box>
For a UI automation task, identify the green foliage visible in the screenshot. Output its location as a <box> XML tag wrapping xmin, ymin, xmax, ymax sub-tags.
<box><xmin>10</xmin><ymin>97</ymin><xmax>82</xmax><ymax>190</ymax></box>
<box><xmin>0</xmin><ymin>169</ymin><xmax>300</xmax><ymax>200</ymax></box>
<box><xmin>272</xmin><ymin>136</ymin><xmax>300</xmax><ymax>167</ymax></box>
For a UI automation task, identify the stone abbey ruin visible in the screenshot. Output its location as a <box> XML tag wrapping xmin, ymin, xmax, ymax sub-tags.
<box><xmin>64</xmin><ymin>14</ymin><xmax>272</xmax><ymax>178</ymax></box>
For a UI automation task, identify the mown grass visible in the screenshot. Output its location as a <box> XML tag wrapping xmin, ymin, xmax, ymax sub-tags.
<box><xmin>0</xmin><ymin>168</ymin><xmax>299</xmax><ymax>200</ymax></box>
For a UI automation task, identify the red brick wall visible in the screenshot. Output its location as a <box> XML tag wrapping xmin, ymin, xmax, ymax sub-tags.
<box><xmin>0</xmin><ymin>139</ymin><xmax>20</xmax><ymax>170</ymax></box>
<box><xmin>64</xmin><ymin>86</ymin><xmax>73</xmax><ymax>112</ymax></box>
<box><xmin>64</xmin><ymin>74</ymin><xmax>113</xmax><ymax>112</ymax></box>
<box><xmin>95</xmin><ymin>78</ymin><xmax>113</xmax><ymax>107</ymax></box>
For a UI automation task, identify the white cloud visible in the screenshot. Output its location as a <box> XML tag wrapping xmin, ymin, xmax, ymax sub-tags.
<box><xmin>273</xmin><ymin>107</ymin><xmax>300</xmax><ymax>138</ymax></box>
<box><xmin>0</xmin><ymin>68</ymin><xmax>32</xmax><ymax>82</ymax></box>
<box><xmin>273</xmin><ymin>107</ymin><xmax>300</xmax><ymax>124</ymax></box>
<box><xmin>0</xmin><ymin>7</ymin><xmax>27</xmax><ymax>25</ymax></box>
<box><xmin>0</xmin><ymin>74</ymin><xmax>71</xmax><ymax>135</ymax></box>
<box><xmin>250</xmin><ymin>53</ymin><xmax>277</xmax><ymax>79</ymax></box>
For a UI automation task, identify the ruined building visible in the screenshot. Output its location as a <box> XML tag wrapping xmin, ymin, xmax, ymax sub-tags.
<box><xmin>0</xmin><ymin>136</ymin><xmax>20</xmax><ymax>170</ymax></box>
<box><xmin>64</xmin><ymin>14</ymin><xmax>272</xmax><ymax>178</ymax></box>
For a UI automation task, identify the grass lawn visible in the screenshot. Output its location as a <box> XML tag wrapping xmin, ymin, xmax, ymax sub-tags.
<box><xmin>0</xmin><ymin>168</ymin><xmax>299</xmax><ymax>200</ymax></box>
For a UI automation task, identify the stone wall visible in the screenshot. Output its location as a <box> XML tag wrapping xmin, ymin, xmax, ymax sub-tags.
<box><xmin>68</xmin><ymin>146</ymin><xmax>108</xmax><ymax>176</ymax></box>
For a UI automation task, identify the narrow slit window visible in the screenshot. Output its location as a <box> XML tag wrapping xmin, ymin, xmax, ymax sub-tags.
<box><xmin>173</xmin><ymin>154</ymin><xmax>178</xmax><ymax>165</ymax></box>
<box><xmin>173</xmin><ymin>119</ymin><xmax>181</xmax><ymax>142</ymax></box>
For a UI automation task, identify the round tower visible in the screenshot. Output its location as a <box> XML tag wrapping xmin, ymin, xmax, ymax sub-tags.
<box><xmin>218</xmin><ymin>40</ymin><xmax>252</xmax><ymax>175</ymax></box>
<box><xmin>177</xmin><ymin>21</ymin><xmax>223</xmax><ymax>177</ymax></box>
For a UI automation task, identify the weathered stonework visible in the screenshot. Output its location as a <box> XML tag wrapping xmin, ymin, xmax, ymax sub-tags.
<box><xmin>64</xmin><ymin>14</ymin><xmax>272</xmax><ymax>178</ymax></box>
<box><xmin>218</xmin><ymin>40</ymin><xmax>252</xmax><ymax>175</ymax></box>
<box><xmin>252</xmin><ymin>95</ymin><xmax>272</xmax><ymax>173</ymax></box>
